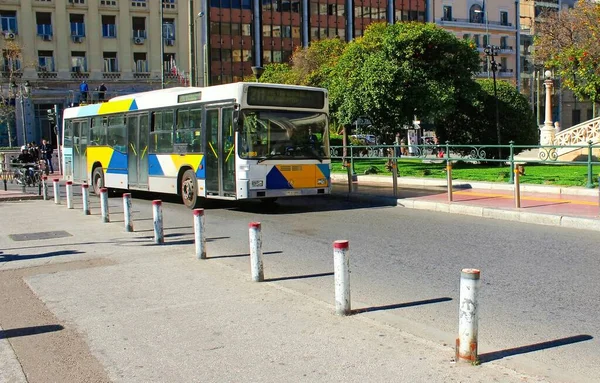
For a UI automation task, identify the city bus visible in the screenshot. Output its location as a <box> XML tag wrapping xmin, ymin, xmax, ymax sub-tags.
<box><xmin>61</xmin><ymin>82</ymin><xmax>331</xmax><ymax>208</ymax></box>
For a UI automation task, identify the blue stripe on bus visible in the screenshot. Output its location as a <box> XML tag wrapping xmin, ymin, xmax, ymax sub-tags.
<box><xmin>317</xmin><ymin>163</ymin><xmax>330</xmax><ymax>179</ymax></box>
<box><xmin>266</xmin><ymin>167</ymin><xmax>292</xmax><ymax>189</ymax></box>
<box><xmin>148</xmin><ymin>155</ymin><xmax>164</xmax><ymax>176</ymax></box>
<box><xmin>106</xmin><ymin>151</ymin><xmax>128</xmax><ymax>174</ymax></box>
<box><xmin>195</xmin><ymin>156</ymin><xmax>206</xmax><ymax>179</ymax></box>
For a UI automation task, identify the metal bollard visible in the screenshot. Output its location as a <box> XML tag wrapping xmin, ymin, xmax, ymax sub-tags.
<box><xmin>392</xmin><ymin>160</ymin><xmax>398</xmax><ymax>198</ymax></box>
<box><xmin>514</xmin><ymin>166</ymin><xmax>521</xmax><ymax>208</ymax></box>
<box><xmin>193</xmin><ymin>208</ymin><xmax>206</xmax><ymax>259</ymax></box>
<box><xmin>82</xmin><ymin>183</ymin><xmax>90</xmax><ymax>215</ymax></box>
<box><xmin>66</xmin><ymin>181</ymin><xmax>74</xmax><ymax>209</ymax></box>
<box><xmin>123</xmin><ymin>193</ymin><xmax>133</xmax><ymax>232</ymax></box>
<box><xmin>42</xmin><ymin>176</ymin><xmax>48</xmax><ymax>200</ymax></box>
<box><xmin>456</xmin><ymin>268</ymin><xmax>481</xmax><ymax>363</ymax></box>
<box><xmin>152</xmin><ymin>200</ymin><xmax>164</xmax><ymax>244</ymax></box>
<box><xmin>249</xmin><ymin>222</ymin><xmax>264</xmax><ymax>282</ymax></box>
<box><xmin>333</xmin><ymin>240</ymin><xmax>351</xmax><ymax>316</ymax></box>
<box><xmin>446</xmin><ymin>162</ymin><xmax>453</xmax><ymax>202</ymax></box>
<box><xmin>53</xmin><ymin>178</ymin><xmax>60</xmax><ymax>204</ymax></box>
<box><xmin>100</xmin><ymin>187</ymin><xmax>109</xmax><ymax>223</ymax></box>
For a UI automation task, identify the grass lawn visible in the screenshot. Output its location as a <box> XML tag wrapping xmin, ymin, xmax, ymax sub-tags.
<box><xmin>331</xmin><ymin>159</ymin><xmax>598</xmax><ymax>187</ymax></box>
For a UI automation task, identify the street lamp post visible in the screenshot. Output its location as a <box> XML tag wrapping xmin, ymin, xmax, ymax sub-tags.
<box><xmin>483</xmin><ymin>45</ymin><xmax>502</xmax><ymax>160</ymax></box>
<box><xmin>474</xmin><ymin>9</ymin><xmax>490</xmax><ymax>78</ymax></box>
<box><xmin>10</xmin><ymin>80</ymin><xmax>31</xmax><ymax>146</ymax></box>
<box><xmin>251</xmin><ymin>66</ymin><xmax>264</xmax><ymax>82</ymax></box>
<box><xmin>540</xmin><ymin>70</ymin><xmax>556</xmax><ymax>145</ymax></box>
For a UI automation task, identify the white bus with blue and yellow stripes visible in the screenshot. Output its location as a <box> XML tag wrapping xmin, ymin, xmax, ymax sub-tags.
<box><xmin>61</xmin><ymin>82</ymin><xmax>331</xmax><ymax>208</ymax></box>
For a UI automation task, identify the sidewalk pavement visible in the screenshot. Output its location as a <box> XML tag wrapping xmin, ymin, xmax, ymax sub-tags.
<box><xmin>331</xmin><ymin>174</ymin><xmax>600</xmax><ymax>232</ymax></box>
<box><xmin>0</xmin><ymin>198</ymin><xmax>555</xmax><ymax>382</ymax></box>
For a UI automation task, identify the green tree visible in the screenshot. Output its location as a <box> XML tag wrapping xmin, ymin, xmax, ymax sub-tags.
<box><xmin>0</xmin><ymin>40</ymin><xmax>25</xmax><ymax>148</ymax></box>
<box><xmin>328</xmin><ymin>22</ymin><xmax>481</xmax><ymax>143</ymax></box>
<box><xmin>437</xmin><ymin>79</ymin><xmax>538</xmax><ymax>152</ymax></box>
<box><xmin>258</xmin><ymin>63</ymin><xmax>297</xmax><ymax>84</ymax></box>
<box><xmin>535</xmin><ymin>0</ymin><xmax>600</xmax><ymax>108</ymax></box>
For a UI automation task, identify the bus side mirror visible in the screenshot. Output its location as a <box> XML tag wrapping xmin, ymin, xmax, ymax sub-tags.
<box><xmin>233</xmin><ymin>110</ymin><xmax>243</xmax><ymax>130</ymax></box>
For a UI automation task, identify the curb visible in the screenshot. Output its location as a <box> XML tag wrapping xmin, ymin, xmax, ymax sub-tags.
<box><xmin>0</xmin><ymin>194</ymin><xmax>43</xmax><ymax>202</ymax></box>
<box><xmin>398</xmin><ymin>199</ymin><xmax>600</xmax><ymax>232</ymax></box>
<box><xmin>330</xmin><ymin>174</ymin><xmax>599</xmax><ymax>197</ymax></box>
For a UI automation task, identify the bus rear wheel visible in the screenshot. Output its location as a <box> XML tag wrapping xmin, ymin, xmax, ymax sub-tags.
<box><xmin>92</xmin><ymin>167</ymin><xmax>104</xmax><ymax>195</ymax></box>
<box><xmin>181</xmin><ymin>169</ymin><xmax>201</xmax><ymax>209</ymax></box>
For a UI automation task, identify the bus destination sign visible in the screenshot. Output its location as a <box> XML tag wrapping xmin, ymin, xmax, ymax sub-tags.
<box><xmin>246</xmin><ymin>86</ymin><xmax>325</xmax><ymax>109</ymax></box>
<box><xmin>178</xmin><ymin>91</ymin><xmax>202</xmax><ymax>103</ymax></box>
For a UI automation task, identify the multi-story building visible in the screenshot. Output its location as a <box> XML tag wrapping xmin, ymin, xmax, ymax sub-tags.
<box><xmin>0</xmin><ymin>0</ymin><xmax>428</xmax><ymax>147</ymax></box>
<box><xmin>432</xmin><ymin>0</ymin><xmax>519</xmax><ymax>83</ymax></box>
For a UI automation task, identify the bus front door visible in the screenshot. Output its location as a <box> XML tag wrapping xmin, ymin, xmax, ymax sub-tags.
<box><xmin>205</xmin><ymin>106</ymin><xmax>236</xmax><ymax>197</ymax></box>
<box><xmin>127</xmin><ymin>114</ymin><xmax>149</xmax><ymax>189</ymax></box>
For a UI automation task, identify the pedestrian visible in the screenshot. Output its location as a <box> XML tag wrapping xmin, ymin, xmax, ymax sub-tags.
<box><xmin>28</xmin><ymin>141</ymin><xmax>40</xmax><ymax>161</ymax></box>
<box><xmin>80</xmin><ymin>80</ymin><xmax>89</xmax><ymax>104</ymax></box>
<box><xmin>40</xmin><ymin>138</ymin><xmax>54</xmax><ymax>174</ymax></box>
<box><xmin>98</xmin><ymin>83</ymin><xmax>107</xmax><ymax>102</ymax></box>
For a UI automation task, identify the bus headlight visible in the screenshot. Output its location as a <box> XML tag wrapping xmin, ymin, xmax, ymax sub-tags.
<box><xmin>250</xmin><ymin>179</ymin><xmax>264</xmax><ymax>188</ymax></box>
<box><xmin>316</xmin><ymin>178</ymin><xmax>327</xmax><ymax>185</ymax></box>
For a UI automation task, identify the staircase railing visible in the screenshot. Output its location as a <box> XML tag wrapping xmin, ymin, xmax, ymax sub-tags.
<box><xmin>553</xmin><ymin>116</ymin><xmax>600</xmax><ymax>146</ymax></box>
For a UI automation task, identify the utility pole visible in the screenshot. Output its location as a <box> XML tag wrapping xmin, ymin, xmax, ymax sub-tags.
<box><xmin>189</xmin><ymin>0</ymin><xmax>196</xmax><ymax>87</ymax></box>
<box><xmin>160</xmin><ymin>3</ymin><xmax>165</xmax><ymax>89</ymax></box>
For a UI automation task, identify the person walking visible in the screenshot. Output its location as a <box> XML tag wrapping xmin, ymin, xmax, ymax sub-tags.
<box><xmin>40</xmin><ymin>139</ymin><xmax>54</xmax><ymax>174</ymax></box>
<box><xmin>80</xmin><ymin>80</ymin><xmax>89</xmax><ymax>104</ymax></box>
<box><xmin>98</xmin><ymin>83</ymin><xmax>107</xmax><ymax>102</ymax></box>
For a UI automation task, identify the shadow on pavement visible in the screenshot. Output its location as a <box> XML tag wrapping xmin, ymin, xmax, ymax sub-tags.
<box><xmin>265</xmin><ymin>272</ymin><xmax>334</xmax><ymax>282</ymax></box>
<box><xmin>0</xmin><ymin>249</ymin><xmax>85</xmax><ymax>262</ymax></box>
<box><xmin>478</xmin><ymin>334</ymin><xmax>594</xmax><ymax>363</ymax></box>
<box><xmin>207</xmin><ymin>250</ymin><xmax>281</xmax><ymax>260</ymax></box>
<box><xmin>352</xmin><ymin>297</ymin><xmax>453</xmax><ymax>314</ymax></box>
<box><xmin>0</xmin><ymin>325</ymin><xmax>65</xmax><ymax>339</ymax></box>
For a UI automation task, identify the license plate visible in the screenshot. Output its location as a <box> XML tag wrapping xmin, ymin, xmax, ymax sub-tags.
<box><xmin>285</xmin><ymin>190</ymin><xmax>301</xmax><ymax>196</ymax></box>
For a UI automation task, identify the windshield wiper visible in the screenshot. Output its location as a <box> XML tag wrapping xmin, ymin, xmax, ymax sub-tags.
<box><xmin>257</xmin><ymin>153</ymin><xmax>283</xmax><ymax>163</ymax></box>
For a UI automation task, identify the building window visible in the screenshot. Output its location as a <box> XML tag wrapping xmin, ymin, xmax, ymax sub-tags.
<box><xmin>500</xmin><ymin>36</ymin><xmax>508</xmax><ymax>49</ymax></box>
<box><xmin>473</xmin><ymin>34</ymin><xmax>480</xmax><ymax>47</ymax></box>
<box><xmin>133</xmin><ymin>52</ymin><xmax>148</xmax><ymax>72</ymax></box>
<box><xmin>72</xmin><ymin>0</ymin><xmax>86</xmax><ymax>3</ymax></box>
<box><xmin>483</xmin><ymin>35</ymin><xmax>488</xmax><ymax>46</ymax></box>
<box><xmin>102</xmin><ymin>15</ymin><xmax>117</xmax><ymax>38</ymax></box>
<box><xmin>132</xmin><ymin>0</ymin><xmax>147</xmax><ymax>6</ymax></box>
<box><xmin>70</xmin><ymin>14</ymin><xmax>85</xmax><ymax>36</ymax></box>
<box><xmin>500</xmin><ymin>11</ymin><xmax>509</xmax><ymax>26</ymax></box>
<box><xmin>38</xmin><ymin>50</ymin><xmax>54</xmax><ymax>72</ymax></box>
<box><xmin>463</xmin><ymin>33</ymin><xmax>471</xmax><ymax>40</ymax></box>
<box><xmin>164</xmin><ymin>53</ymin><xmax>175</xmax><ymax>73</ymax></box>
<box><xmin>442</xmin><ymin>6</ymin><xmax>452</xmax><ymax>21</ymax></box>
<box><xmin>71</xmin><ymin>51</ymin><xmax>87</xmax><ymax>72</ymax></box>
<box><xmin>100</xmin><ymin>0</ymin><xmax>118</xmax><ymax>5</ymax></box>
<box><xmin>103</xmin><ymin>52</ymin><xmax>118</xmax><ymax>72</ymax></box>
<box><xmin>469</xmin><ymin>5</ymin><xmax>483</xmax><ymax>23</ymax></box>
<box><xmin>163</xmin><ymin>0</ymin><xmax>176</xmax><ymax>9</ymax></box>
<box><xmin>132</xmin><ymin>17</ymin><xmax>146</xmax><ymax>38</ymax></box>
<box><xmin>0</xmin><ymin>11</ymin><xmax>18</xmax><ymax>33</ymax></box>
<box><xmin>163</xmin><ymin>18</ymin><xmax>175</xmax><ymax>40</ymax></box>
<box><xmin>2</xmin><ymin>50</ymin><xmax>21</xmax><ymax>72</ymax></box>
<box><xmin>500</xmin><ymin>57</ymin><xmax>507</xmax><ymax>71</ymax></box>
<box><xmin>36</xmin><ymin>13</ymin><xmax>53</xmax><ymax>37</ymax></box>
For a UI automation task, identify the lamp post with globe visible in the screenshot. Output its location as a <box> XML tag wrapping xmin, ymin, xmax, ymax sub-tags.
<box><xmin>539</xmin><ymin>70</ymin><xmax>556</xmax><ymax>145</ymax></box>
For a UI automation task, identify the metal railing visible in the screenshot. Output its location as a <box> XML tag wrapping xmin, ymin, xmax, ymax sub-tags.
<box><xmin>329</xmin><ymin>141</ymin><xmax>600</xmax><ymax>189</ymax></box>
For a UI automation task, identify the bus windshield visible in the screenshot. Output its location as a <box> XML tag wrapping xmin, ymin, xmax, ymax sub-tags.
<box><xmin>239</xmin><ymin>110</ymin><xmax>328</xmax><ymax>161</ymax></box>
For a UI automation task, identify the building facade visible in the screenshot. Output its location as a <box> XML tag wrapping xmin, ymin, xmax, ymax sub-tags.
<box><xmin>432</xmin><ymin>0</ymin><xmax>519</xmax><ymax>83</ymax></box>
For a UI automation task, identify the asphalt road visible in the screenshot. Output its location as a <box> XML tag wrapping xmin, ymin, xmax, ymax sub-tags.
<box><xmin>96</xmin><ymin>187</ymin><xmax>600</xmax><ymax>382</ymax></box>
<box><xmin>5</xmin><ymin>182</ymin><xmax>598</xmax><ymax>382</ymax></box>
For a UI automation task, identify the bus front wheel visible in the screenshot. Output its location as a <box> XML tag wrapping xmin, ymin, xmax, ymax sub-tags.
<box><xmin>92</xmin><ymin>167</ymin><xmax>104</xmax><ymax>195</ymax></box>
<box><xmin>181</xmin><ymin>169</ymin><xmax>201</xmax><ymax>209</ymax></box>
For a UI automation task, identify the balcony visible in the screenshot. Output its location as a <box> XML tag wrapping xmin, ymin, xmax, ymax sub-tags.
<box><xmin>499</xmin><ymin>46</ymin><xmax>514</xmax><ymax>54</ymax></box>
<box><xmin>437</xmin><ymin>18</ymin><xmax>514</xmax><ymax>30</ymax></box>
<box><xmin>498</xmin><ymin>69</ymin><xmax>514</xmax><ymax>78</ymax></box>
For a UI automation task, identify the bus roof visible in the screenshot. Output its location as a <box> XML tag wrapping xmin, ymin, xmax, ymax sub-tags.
<box><xmin>63</xmin><ymin>82</ymin><xmax>327</xmax><ymax>119</ymax></box>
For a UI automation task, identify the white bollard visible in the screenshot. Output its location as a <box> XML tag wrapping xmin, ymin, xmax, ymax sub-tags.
<box><xmin>100</xmin><ymin>187</ymin><xmax>109</xmax><ymax>223</ymax></box>
<box><xmin>457</xmin><ymin>268</ymin><xmax>481</xmax><ymax>363</ymax></box>
<box><xmin>66</xmin><ymin>181</ymin><xmax>74</xmax><ymax>209</ymax></box>
<box><xmin>42</xmin><ymin>176</ymin><xmax>48</xmax><ymax>200</ymax></box>
<box><xmin>152</xmin><ymin>200</ymin><xmax>164</xmax><ymax>244</ymax></box>
<box><xmin>248</xmin><ymin>222</ymin><xmax>264</xmax><ymax>282</ymax></box>
<box><xmin>53</xmin><ymin>178</ymin><xmax>60</xmax><ymax>204</ymax></box>
<box><xmin>82</xmin><ymin>183</ymin><xmax>90</xmax><ymax>215</ymax></box>
<box><xmin>333</xmin><ymin>240</ymin><xmax>351</xmax><ymax>316</ymax></box>
<box><xmin>193</xmin><ymin>208</ymin><xmax>206</xmax><ymax>259</ymax></box>
<box><xmin>123</xmin><ymin>193</ymin><xmax>133</xmax><ymax>232</ymax></box>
